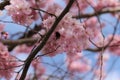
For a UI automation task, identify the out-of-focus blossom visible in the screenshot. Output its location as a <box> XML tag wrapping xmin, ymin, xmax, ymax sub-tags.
<box><xmin>14</xmin><ymin>44</ymin><xmax>33</xmax><ymax>54</ymax></box>
<box><xmin>94</xmin><ymin>69</ymin><xmax>106</xmax><ymax>80</ymax></box>
<box><xmin>66</xmin><ymin>52</ymin><xmax>91</xmax><ymax>73</ymax></box>
<box><xmin>93</xmin><ymin>0</ymin><xmax>120</xmax><ymax>11</ymax></box>
<box><xmin>32</xmin><ymin>59</ymin><xmax>45</xmax><ymax>79</ymax></box>
<box><xmin>0</xmin><ymin>43</ymin><xmax>17</xmax><ymax>79</ymax></box>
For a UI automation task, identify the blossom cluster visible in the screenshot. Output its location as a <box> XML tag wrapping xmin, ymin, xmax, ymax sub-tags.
<box><xmin>93</xmin><ymin>0</ymin><xmax>120</xmax><ymax>11</ymax></box>
<box><xmin>5</xmin><ymin>0</ymin><xmax>47</xmax><ymax>26</ymax></box>
<box><xmin>42</xmin><ymin>9</ymin><xmax>89</xmax><ymax>56</ymax></box>
<box><xmin>5</xmin><ymin>0</ymin><xmax>34</xmax><ymax>25</ymax></box>
<box><xmin>66</xmin><ymin>52</ymin><xmax>91</xmax><ymax>73</ymax></box>
<box><xmin>65</xmin><ymin>0</ymin><xmax>120</xmax><ymax>14</ymax></box>
<box><xmin>32</xmin><ymin>59</ymin><xmax>45</xmax><ymax>79</ymax></box>
<box><xmin>5</xmin><ymin>0</ymin><xmax>56</xmax><ymax>26</ymax></box>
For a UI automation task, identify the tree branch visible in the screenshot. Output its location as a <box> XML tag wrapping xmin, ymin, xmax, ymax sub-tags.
<box><xmin>19</xmin><ymin>0</ymin><xmax>75</xmax><ymax>80</ymax></box>
<box><xmin>8</xmin><ymin>25</ymin><xmax>43</xmax><ymax>51</ymax></box>
<box><xmin>0</xmin><ymin>37</ymin><xmax>117</xmax><ymax>53</ymax></box>
<box><xmin>1</xmin><ymin>38</ymin><xmax>38</xmax><ymax>45</ymax></box>
<box><xmin>73</xmin><ymin>7</ymin><xmax>120</xmax><ymax>19</ymax></box>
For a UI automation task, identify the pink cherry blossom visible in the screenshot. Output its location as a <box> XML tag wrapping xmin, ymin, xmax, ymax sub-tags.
<box><xmin>44</xmin><ymin>3</ymin><xmax>62</xmax><ymax>19</ymax></box>
<box><xmin>65</xmin><ymin>0</ymin><xmax>94</xmax><ymax>11</ymax></box>
<box><xmin>67</xmin><ymin>61</ymin><xmax>90</xmax><ymax>73</ymax></box>
<box><xmin>28</xmin><ymin>0</ymin><xmax>55</xmax><ymax>9</ymax></box>
<box><xmin>5</xmin><ymin>0</ymin><xmax>36</xmax><ymax>25</ymax></box>
<box><xmin>14</xmin><ymin>44</ymin><xmax>33</xmax><ymax>54</ymax></box>
<box><xmin>94</xmin><ymin>69</ymin><xmax>106</xmax><ymax>80</ymax></box>
<box><xmin>0</xmin><ymin>23</ymin><xmax>6</xmax><ymax>39</ymax></box>
<box><xmin>0</xmin><ymin>43</ymin><xmax>17</xmax><ymax>79</ymax></box>
<box><xmin>32</xmin><ymin>59</ymin><xmax>45</xmax><ymax>79</ymax></box>
<box><xmin>66</xmin><ymin>52</ymin><xmax>91</xmax><ymax>73</ymax></box>
<box><xmin>93</xmin><ymin>0</ymin><xmax>120</xmax><ymax>11</ymax></box>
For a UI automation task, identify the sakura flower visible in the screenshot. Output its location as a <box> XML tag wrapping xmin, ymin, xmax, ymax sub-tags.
<box><xmin>66</xmin><ymin>53</ymin><xmax>91</xmax><ymax>73</ymax></box>
<box><xmin>0</xmin><ymin>43</ymin><xmax>17</xmax><ymax>79</ymax></box>
<box><xmin>28</xmin><ymin>0</ymin><xmax>55</xmax><ymax>9</ymax></box>
<box><xmin>94</xmin><ymin>69</ymin><xmax>106</xmax><ymax>80</ymax></box>
<box><xmin>93</xmin><ymin>0</ymin><xmax>120</xmax><ymax>11</ymax></box>
<box><xmin>32</xmin><ymin>59</ymin><xmax>45</xmax><ymax>79</ymax></box>
<box><xmin>44</xmin><ymin>3</ymin><xmax>62</xmax><ymax>19</ymax></box>
<box><xmin>67</xmin><ymin>61</ymin><xmax>90</xmax><ymax>73</ymax></box>
<box><xmin>65</xmin><ymin>0</ymin><xmax>94</xmax><ymax>14</ymax></box>
<box><xmin>14</xmin><ymin>44</ymin><xmax>33</xmax><ymax>54</ymax></box>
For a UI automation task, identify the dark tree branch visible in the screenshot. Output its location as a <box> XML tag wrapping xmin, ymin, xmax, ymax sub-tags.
<box><xmin>8</xmin><ymin>25</ymin><xmax>43</xmax><ymax>51</ymax></box>
<box><xmin>19</xmin><ymin>0</ymin><xmax>75</xmax><ymax>80</ymax></box>
<box><xmin>73</xmin><ymin>7</ymin><xmax>120</xmax><ymax>19</ymax></box>
<box><xmin>1</xmin><ymin>37</ymin><xmax>120</xmax><ymax>53</ymax></box>
<box><xmin>1</xmin><ymin>38</ymin><xmax>38</xmax><ymax>45</ymax></box>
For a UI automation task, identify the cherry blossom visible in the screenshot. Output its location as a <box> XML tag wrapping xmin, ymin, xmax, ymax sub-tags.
<box><xmin>66</xmin><ymin>52</ymin><xmax>91</xmax><ymax>73</ymax></box>
<box><xmin>93</xmin><ymin>0</ymin><xmax>120</xmax><ymax>11</ymax></box>
<box><xmin>65</xmin><ymin>0</ymin><xmax>94</xmax><ymax>11</ymax></box>
<box><xmin>5</xmin><ymin>0</ymin><xmax>37</xmax><ymax>25</ymax></box>
<box><xmin>0</xmin><ymin>43</ymin><xmax>17</xmax><ymax>79</ymax></box>
<box><xmin>43</xmin><ymin>3</ymin><xmax>62</xmax><ymax>19</ymax></box>
<box><xmin>28</xmin><ymin>0</ymin><xmax>55</xmax><ymax>9</ymax></box>
<box><xmin>0</xmin><ymin>23</ymin><xmax>5</xmax><ymax>39</ymax></box>
<box><xmin>14</xmin><ymin>44</ymin><xmax>33</xmax><ymax>54</ymax></box>
<box><xmin>94</xmin><ymin>69</ymin><xmax>106</xmax><ymax>80</ymax></box>
<box><xmin>32</xmin><ymin>59</ymin><xmax>45</xmax><ymax>79</ymax></box>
